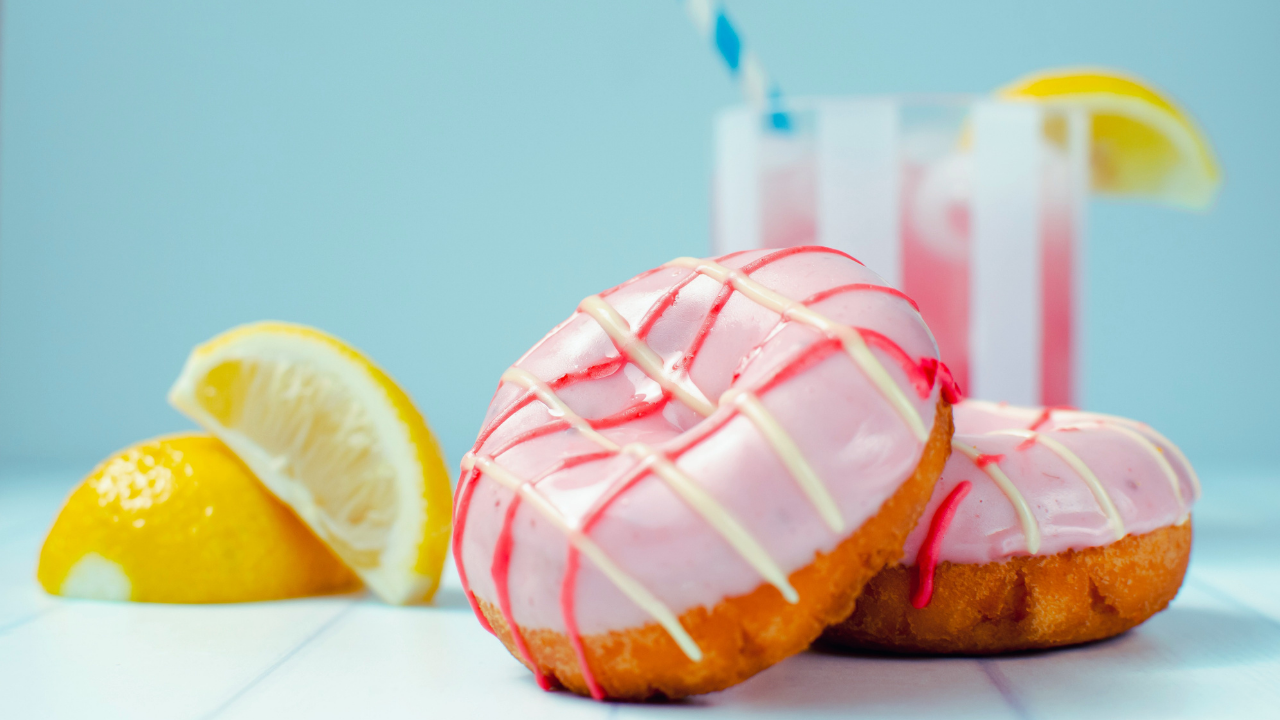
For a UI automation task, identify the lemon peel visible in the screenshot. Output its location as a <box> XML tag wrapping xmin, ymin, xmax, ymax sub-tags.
<box><xmin>38</xmin><ymin>434</ymin><xmax>359</xmax><ymax>603</ymax></box>
<box><xmin>168</xmin><ymin>322</ymin><xmax>452</xmax><ymax>605</ymax></box>
<box><xmin>998</xmin><ymin>67</ymin><xmax>1221</xmax><ymax>209</ymax></box>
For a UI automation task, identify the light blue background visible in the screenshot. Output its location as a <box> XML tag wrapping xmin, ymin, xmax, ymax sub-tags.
<box><xmin>2</xmin><ymin>1</ymin><xmax>1276</xmax><ymax>476</ymax></box>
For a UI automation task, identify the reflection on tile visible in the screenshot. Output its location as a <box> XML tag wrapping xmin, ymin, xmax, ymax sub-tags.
<box><xmin>0</xmin><ymin>532</ymin><xmax>56</xmax><ymax>630</ymax></box>
<box><xmin>612</xmin><ymin>650</ymin><xmax>1019</xmax><ymax>719</ymax></box>
<box><xmin>0</xmin><ymin>466</ymin><xmax>1277</xmax><ymax>719</ymax></box>
<box><xmin>987</xmin><ymin>583</ymin><xmax>1280</xmax><ymax>719</ymax></box>
<box><xmin>0</xmin><ymin>597</ymin><xmax>352</xmax><ymax>720</ymax></box>
<box><xmin>216</xmin><ymin>602</ymin><xmax>611</xmax><ymax>720</ymax></box>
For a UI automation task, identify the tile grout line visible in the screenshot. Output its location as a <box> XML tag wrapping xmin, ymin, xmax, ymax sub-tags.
<box><xmin>199</xmin><ymin>602</ymin><xmax>357</xmax><ymax>720</ymax></box>
<box><xmin>0</xmin><ymin>605</ymin><xmax>57</xmax><ymax>637</ymax></box>
<box><xmin>978</xmin><ymin>658</ymin><xmax>1033</xmax><ymax>720</ymax></box>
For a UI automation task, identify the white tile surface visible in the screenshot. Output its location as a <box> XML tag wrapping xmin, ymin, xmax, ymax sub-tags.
<box><xmin>0</xmin><ymin>469</ymin><xmax>72</xmax><ymax>631</ymax></box>
<box><xmin>217</xmin><ymin>597</ymin><xmax>611</xmax><ymax>720</ymax></box>
<box><xmin>986</xmin><ymin>581</ymin><xmax>1280</xmax><ymax>719</ymax></box>
<box><xmin>612</xmin><ymin>652</ymin><xmax>1020</xmax><ymax>719</ymax></box>
<box><xmin>2</xmin><ymin>467</ymin><xmax>1278</xmax><ymax>720</ymax></box>
<box><xmin>1</xmin><ymin>594</ymin><xmax>354</xmax><ymax>719</ymax></box>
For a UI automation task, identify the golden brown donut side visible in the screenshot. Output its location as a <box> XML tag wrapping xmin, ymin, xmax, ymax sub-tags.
<box><xmin>823</xmin><ymin>521</ymin><xmax>1191</xmax><ymax>655</ymax></box>
<box><xmin>477</xmin><ymin>398</ymin><xmax>953</xmax><ymax>700</ymax></box>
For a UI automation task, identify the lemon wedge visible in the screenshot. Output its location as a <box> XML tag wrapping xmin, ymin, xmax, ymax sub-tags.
<box><xmin>998</xmin><ymin>67</ymin><xmax>1221</xmax><ymax>209</ymax></box>
<box><xmin>38</xmin><ymin>433</ymin><xmax>360</xmax><ymax>602</ymax></box>
<box><xmin>168</xmin><ymin>322</ymin><xmax>452</xmax><ymax>605</ymax></box>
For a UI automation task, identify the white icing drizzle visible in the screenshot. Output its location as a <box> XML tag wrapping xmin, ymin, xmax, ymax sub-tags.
<box><xmin>995</xmin><ymin>430</ymin><xmax>1126</xmax><ymax>542</ymax></box>
<box><xmin>963</xmin><ymin>400</ymin><xmax>1200</xmax><ymax>503</ymax></box>
<box><xmin>1139</xmin><ymin>424</ymin><xmax>1202</xmax><ymax>502</ymax></box>
<box><xmin>1058</xmin><ymin>420</ymin><xmax>1186</xmax><ymax>510</ymax></box>
<box><xmin>664</xmin><ymin>257</ymin><xmax>928</xmax><ymax>442</ymax></box>
<box><xmin>577</xmin><ymin>295</ymin><xmax>717</xmax><ymax>417</ymax></box>
<box><xmin>461</xmin><ymin>451</ymin><xmax>704</xmax><ymax>662</ymax></box>
<box><xmin>469</xmin><ymin>252</ymin><xmax>935</xmax><ymax>663</ymax></box>
<box><xmin>503</xmin><ymin>366</ymin><xmax>798</xmax><ymax>602</ymax></box>
<box><xmin>1082</xmin><ymin>412</ymin><xmax>1203</xmax><ymax>502</ymax></box>
<box><xmin>622</xmin><ymin>443</ymin><xmax>800</xmax><ymax>603</ymax></box>
<box><xmin>950</xmin><ymin>440</ymin><xmax>1042</xmax><ymax>554</ymax></box>
<box><xmin>494</xmin><ymin>372</ymin><xmax>801</xmax><ymax>650</ymax></box>
<box><xmin>720</xmin><ymin>389</ymin><xmax>845</xmax><ymax>533</ymax></box>
<box><xmin>500</xmin><ymin>368</ymin><xmax>620</xmax><ymax>451</ymax></box>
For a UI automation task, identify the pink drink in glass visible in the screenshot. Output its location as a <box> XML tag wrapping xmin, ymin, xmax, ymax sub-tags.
<box><xmin>713</xmin><ymin>98</ymin><xmax>1088</xmax><ymax>407</ymax></box>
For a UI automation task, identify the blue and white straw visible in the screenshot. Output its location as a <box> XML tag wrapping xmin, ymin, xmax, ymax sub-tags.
<box><xmin>684</xmin><ymin>0</ymin><xmax>791</xmax><ymax>130</ymax></box>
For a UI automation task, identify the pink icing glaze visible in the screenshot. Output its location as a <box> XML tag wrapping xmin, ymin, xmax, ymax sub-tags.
<box><xmin>454</xmin><ymin>247</ymin><xmax>944</xmax><ymax>683</ymax></box>
<box><xmin>901</xmin><ymin>399</ymin><xmax>1200</xmax><ymax>566</ymax></box>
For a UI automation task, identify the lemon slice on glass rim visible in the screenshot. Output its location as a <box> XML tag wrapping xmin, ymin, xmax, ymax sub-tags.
<box><xmin>169</xmin><ymin>321</ymin><xmax>452</xmax><ymax>605</ymax></box>
<box><xmin>998</xmin><ymin>67</ymin><xmax>1221</xmax><ymax>209</ymax></box>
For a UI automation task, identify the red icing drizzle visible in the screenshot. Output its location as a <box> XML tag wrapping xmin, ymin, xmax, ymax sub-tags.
<box><xmin>791</xmin><ymin>244</ymin><xmax>865</xmax><ymax>266</ymax></box>
<box><xmin>974</xmin><ymin>453</ymin><xmax>1004</xmax><ymax>468</ymax></box>
<box><xmin>550</xmin><ymin>357</ymin><xmax>627</xmax><ymax>390</ymax></box>
<box><xmin>668</xmin><ymin>337</ymin><xmax>846</xmax><ymax>459</ymax></box>
<box><xmin>858</xmin><ymin>328</ymin><xmax>934</xmax><ymax>399</ymax></box>
<box><xmin>912</xmin><ymin>480</ymin><xmax>973</xmax><ymax>609</ymax></box>
<box><xmin>727</xmin><ymin>285</ymin><xmax>932</xmax><ymax>401</ymax></box>
<box><xmin>451</xmin><ymin>467</ymin><xmax>494</xmax><ymax>634</ymax></box>
<box><xmin>1027</xmin><ymin>405</ymin><xmax>1076</xmax><ymax>432</ymax></box>
<box><xmin>935</xmin><ymin>361</ymin><xmax>963</xmax><ymax>403</ymax></box>
<box><xmin>578</xmin><ymin>458</ymin><xmax>658</xmax><ymax>540</ymax></box>
<box><xmin>472</xmin><ymin>389</ymin><xmax>540</xmax><ymax>452</ymax></box>
<box><xmin>491</xmin><ymin>493</ymin><xmax>551</xmax><ymax>690</ymax></box>
<box><xmin>635</xmin><ymin>271</ymin><xmax>703</xmax><ymax>339</ymax></box>
<box><xmin>454</xmin><ymin>246</ymin><xmax>938</xmax><ymax>698</ymax></box>
<box><xmin>592</xmin><ymin>394</ymin><xmax>671</xmax><ymax>429</ymax></box>
<box><xmin>801</xmin><ymin>282</ymin><xmax>920</xmax><ymax>312</ymax></box>
<box><xmin>481</xmin><ymin>450</ymin><xmax>617</xmax><ymax>694</ymax></box>
<box><xmin>678</xmin><ymin>281</ymin><xmax>735</xmax><ymax>375</ymax></box>
<box><xmin>674</xmin><ymin>247</ymin><xmax>879</xmax><ymax>381</ymax></box>
<box><xmin>560</xmin><ymin>547</ymin><xmax>604</xmax><ymax>699</ymax></box>
<box><xmin>484</xmin><ymin>420</ymin><xmax>573</xmax><ymax>460</ymax></box>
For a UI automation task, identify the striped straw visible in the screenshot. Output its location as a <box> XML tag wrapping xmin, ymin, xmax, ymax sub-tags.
<box><xmin>684</xmin><ymin>0</ymin><xmax>791</xmax><ymax>131</ymax></box>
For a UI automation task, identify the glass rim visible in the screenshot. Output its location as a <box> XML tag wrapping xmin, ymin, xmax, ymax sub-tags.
<box><xmin>718</xmin><ymin>93</ymin><xmax>1072</xmax><ymax>113</ymax></box>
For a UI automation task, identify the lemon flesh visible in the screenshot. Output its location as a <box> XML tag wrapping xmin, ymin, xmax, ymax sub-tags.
<box><xmin>998</xmin><ymin>67</ymin><xmax>1221</xmax><ymax>209</ymax></box>
<box><xmin>38</xmin><ymin>434</ymin><xmax>360</xmax><ymax>603</ymax></box>
<box><xmin>168</xmin><ymin>322</ymin><xmax>452</xmax><ymax>605</ymax></box>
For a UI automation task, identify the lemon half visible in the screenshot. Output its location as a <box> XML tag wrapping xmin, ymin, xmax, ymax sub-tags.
<box><xmin>168</xmin><ymin>322</ymin><xmax>452</xmax><ymax>605</ymax></box>
<box><xmin>38</xmin><ymin>434</ymin><xmax>359</xmax><ymax>602</ymax></box>
<box><xmin>999</xmin><ymin>67</ymin><xmax>1221</xmax><ymax>209</ymax></box>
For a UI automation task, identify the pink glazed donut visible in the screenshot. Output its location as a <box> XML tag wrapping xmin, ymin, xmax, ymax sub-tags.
<box><xmin>453</xmin><ymin>247</ymin><xmax>959</xmax><ymax>700</ymax></box>
<box><xmin>825</xmin><ymin>399</ymin><xmax>1198</xmax><ymax>654</ymax></box>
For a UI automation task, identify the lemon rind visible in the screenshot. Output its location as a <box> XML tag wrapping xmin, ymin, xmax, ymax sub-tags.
<box><xmin>998</xmin><ymin>68</ymin><xmax>1221</xmax><ymax>210</ymax></box>
<box><xmin>169</xmin><ymin>322</ymin><xmax>438</xmax><ymax>605</ymax></box>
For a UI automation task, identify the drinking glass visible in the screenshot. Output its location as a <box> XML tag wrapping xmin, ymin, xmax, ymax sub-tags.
<box><xmin>713</xmin><ymin>96</ymin><xmax>1090</xmax><ymax>406</ymax></box>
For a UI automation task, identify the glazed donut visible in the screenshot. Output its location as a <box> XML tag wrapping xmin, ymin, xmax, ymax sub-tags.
<box><xmin>453</xmin><ymin>247</ymin><xmax>958</xmax><ymax>700</ymax></box>
<box><xmin>824</xmin><ymin>399</ymin><xmax>1198</xmax><ymax>654</ymax></box>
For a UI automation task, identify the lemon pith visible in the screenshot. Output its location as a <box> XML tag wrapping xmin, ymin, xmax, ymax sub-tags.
<box><xmin>38</xmin><ymin>434</ymin><xmax>360</xmax><ymax>603</ymax></box>
<box><xmin>168</xmin><ymin>321</ymin><xmax>452</xmax><ymax>605</ymax></box>
<box><xmin>998</xmin><ymin>67</ymin><xmax>1221</xmax><ymax>209</ymax></box>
